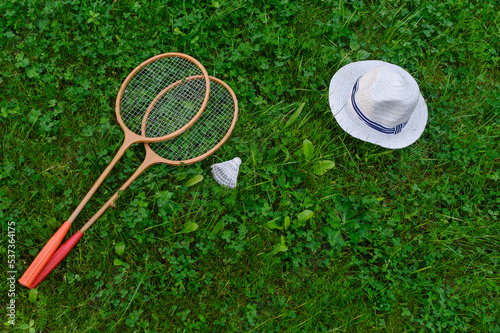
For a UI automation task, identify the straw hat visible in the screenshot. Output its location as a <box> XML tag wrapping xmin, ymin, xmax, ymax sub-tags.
<box><xmin>328</xmin><ymin>60</ymin><xmax>428</xmax><ymax>149</ymax></box>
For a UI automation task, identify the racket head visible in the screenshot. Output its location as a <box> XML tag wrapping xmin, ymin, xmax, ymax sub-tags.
<box><xmin>116</xmin><ymin>53</ymin><xmax>210</xmax><ymax>143</ymax></box>
<box><xmin>145</xmin><ymin>76</ymin><xmax>238</xmax><ymax>166</ymax></box>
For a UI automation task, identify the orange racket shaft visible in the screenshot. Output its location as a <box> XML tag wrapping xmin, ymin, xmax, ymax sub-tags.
<box><xmin>29</xmin><ymin>155</ymin><xmax>158</xmax><ymax>289</ymax></box>
<box><xmin>18</xmin><ymin>133</ymin><xmax>142</xmax><ymax>288</ymax></box>
<box><xmin>18</xmin><ymin>136</ymin><xmax>142</xmax><ymax>288</ymax></box>
<box><xmin>19</xmin><ymin>54</ymin><xmax>210</xmax><ymax>288</ymax></box>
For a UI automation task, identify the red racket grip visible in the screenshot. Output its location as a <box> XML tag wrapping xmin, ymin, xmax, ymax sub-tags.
<box><xmin>19</xmin><ymin>221</ymin><xmax>72</xmax><ymax>288</ymax></box>
<box><xmin>29</xmin><ymin>231</ymin><xmax>84</xmax><ymax>289</ymax></box>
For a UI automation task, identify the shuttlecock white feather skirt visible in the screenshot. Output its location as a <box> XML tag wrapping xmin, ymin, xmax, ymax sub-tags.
<box><xmin>211</xmin><ymin>157</ymin><xmax>242</xmax><ymax>189</ymax></box>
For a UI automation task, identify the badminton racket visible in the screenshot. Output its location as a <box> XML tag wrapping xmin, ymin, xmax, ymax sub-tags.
<box><xmin>30</xmin><ymin>76</ymin><xmax>238</xmax><ymax>288</ymax></box>
<box><xmin>19</xmin><ymin>53</ymin><xmax>210</xmax><ymax>288</ymax></box>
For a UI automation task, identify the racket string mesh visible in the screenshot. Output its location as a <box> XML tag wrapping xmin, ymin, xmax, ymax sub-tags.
<box><xmin>120</xmin><ymin>56</ymin><xmax>207</xmax><ymax>136</ymax></box>
<box><xmin>150</xmin><ymin>78</ymin><xmax>235</xmax><ymax>162</ymax></box>
<box><xmin>145</xmin><ymin>79</ymin><xmax>207</xmax><ymax>137</ymax></box>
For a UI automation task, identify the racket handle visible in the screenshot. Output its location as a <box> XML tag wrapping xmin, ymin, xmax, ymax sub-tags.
<box><xmin>19</xmin><ymin>221</ymin><xmax>72</xmax><ymax>288</ymax></box>
<box><xmin>29</xmin><ymin>231</ymin><xmax>84</xmax><ymax>289</ymax></box>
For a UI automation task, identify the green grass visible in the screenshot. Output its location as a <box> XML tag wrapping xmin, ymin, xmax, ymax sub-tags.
<box><xmin>1</xmin><ymin>0</ymin><xmax>499</xmax><ymax>332</ymax></box>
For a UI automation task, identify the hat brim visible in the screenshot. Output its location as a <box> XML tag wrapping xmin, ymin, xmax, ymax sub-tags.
<box><xmin>328</xmin><ymin>60</ymin><xmax>428</xmax><ymax>149</ymax></box>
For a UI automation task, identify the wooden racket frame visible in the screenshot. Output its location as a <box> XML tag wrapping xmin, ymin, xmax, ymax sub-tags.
<box><xmin>69</xmin><ymin>53</ymin><xmax>210</xmax><ymax>223</ymax></box>
<box><xmin>19</xmin><ymin>53</ymin><xmax>209</xmax><ymax>288</ymax></box>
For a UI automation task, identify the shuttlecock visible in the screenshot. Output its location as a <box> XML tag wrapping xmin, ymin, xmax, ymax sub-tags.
<box><xmin>211</xmin><ymin>157</ymin><xmax>242</xmax><ymax>189</ymax></box>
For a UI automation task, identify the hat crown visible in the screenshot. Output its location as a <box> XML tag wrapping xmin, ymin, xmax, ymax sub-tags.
<box><xmin>355</xmin><ymin>64</ymin><xmax>420</xmax><ymax>128</ymax></box>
